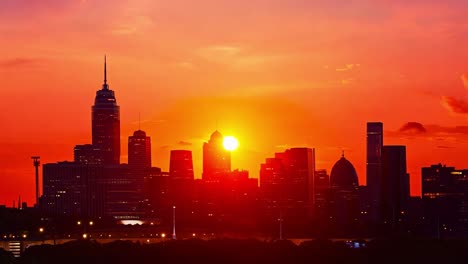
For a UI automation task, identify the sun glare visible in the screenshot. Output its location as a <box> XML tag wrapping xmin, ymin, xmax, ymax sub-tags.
<box><xmin>223</xmin><ymin>136</ymin><xmax>239</xmax><ymax>151</ymax></box>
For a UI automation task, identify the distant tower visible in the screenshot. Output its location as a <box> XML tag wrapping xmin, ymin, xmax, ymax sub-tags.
<box><xmin>92</xmin><ymin>56</ymin><xmax>121</xmax><ymax>165</ymax></box>
<box><xmin>169</xmin><ymin>150</ymin><xmax>194</xmax><ymax>181</ymax></box>
<box><xmin>367</xmin><ymin>122</ymin><xmax>383</xmax><ymax>223</ymax></box>
<box><xmin>382</xmin><ymin>145</ymin><xmax>409</xmax><ymax>228</ymax></box>
<box><xmin>128</xmin><ymin>130</ymin><xmax>151</xmax><ymax>169</ymax></box>
<box><xmin>202</xmin><ymin>130</ymin><xmax>230</xmax><ymax>182</ymax></box>
<box><xmin>31</xmin><ymin>156</ymin><xmax>40</xmax><ymax>206</ymax></box>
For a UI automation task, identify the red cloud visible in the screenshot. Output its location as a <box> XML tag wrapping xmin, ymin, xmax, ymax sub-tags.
<box><xmin>442</xmin><ymin>96</ymin><xmax>468</xmax><ymax>114</ymax></box>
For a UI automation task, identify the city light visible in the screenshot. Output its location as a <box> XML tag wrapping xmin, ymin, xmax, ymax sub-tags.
<box><xmin>161</xmin><ymin>233</ymin><xmax>166</xmax><ymax>238</ymax></box>
<box><xmin>82</xmin><ymin>234</ymin><xmax>88</xmax><ymax>239</ymax></box>
<box><xmin>39</xmin><ymin>227</ymin><xmax>44</xmax><ymax>233</ymax></box>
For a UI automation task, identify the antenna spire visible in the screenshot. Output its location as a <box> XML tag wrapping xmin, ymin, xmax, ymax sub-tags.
<box><xmin>342</xmin><ymin>149</ymin><xmax>345</xmax><ymax>158</ymax></box>
<box><xmin>104</xmin><ymin>55</ymin><xmax>107</xmax><ymax>84</ymax></box>
<box><xmin>139</xmin><ymin>112</ymin><xmax>141</xmax><ymax>130</ymax></box>
<box><xmin>102</xmin><ymin>55</ymin><xmax>109</xmax><ymax>90</ymax></box>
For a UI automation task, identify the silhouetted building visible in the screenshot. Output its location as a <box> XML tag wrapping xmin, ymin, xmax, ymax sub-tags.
<box><xmin>143</xmin><ymin>167</ymin><xmax>169</xmax><ymax>219</ymax></box>
<box><xmin>314</xmin><ymin>169</ymin><xmax>331</xmax><ymax>227</ymax></box>
<box><xmin>422</xmin><ymin>164</ymin><xmax>468</xmax><ymax>237</ymax></box>
<box><xmin>169</xmin><ymin>150</ymin><xmax>194</xmax><ymax>181</ymax></box>
<box><xmin>314</xmin><ymin>169</ymin><xmax>330</xmax><ymax>214</ymax></box>
<box><xmin>128</xmin><ymin>130</ymin><xmax>151</xmax><ymax>169</ymax></box>
<box><xmin>382</xmin><ymin>145</ymin><xmax>409</xmax><ymax>229</ymax></box>
<box><xmin>260</xmin><ymin>148</ymin><xmax>315</xmax><ymax>224</ymax></box>
<box><xmin>74</xmin><ymin>144</ymin><xmax>102</xmax><ymax>165</ymax></box>
<box><xmin>367</xmin><ymin>122</ymin><xmax>383</xmax><ymax>223</ymax></box>
<box><xmin>92</xmin><ymin>56</ymin><xmax>120</xmax><ymax>165</ymax></box>
<box><xmin>42</xmin><ymin>162</ymin><xmax>105</xmax><ymax>218</ymax></box>
<box><xmin>329</xmin><ymin>153</ymin><xmax>359</xmax><ymax>232</ymax></box>
<box><xmin>167</xmin><ymin>150</ymin><xmax>195</xmax><ymax>224</ymax></box>
<box><xmin>104</xmin><ymin>164</ymin><xmax>144</xmax><ymax>220</ymax></box>
<box><xmin>203</xmin><ymin>130</ymin><xmax>230</xmax><ymax>182</ymax></box>
<box><xmin>42</xmin><ymin>162</ymin><xmax>144</xmax><ymax>220</ymax></box>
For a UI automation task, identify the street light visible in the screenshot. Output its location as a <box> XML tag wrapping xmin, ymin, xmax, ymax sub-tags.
<box><xmin>172</xmin><ymin>206</ymin><xmax>176</xmax><ymax>240</ymax></box>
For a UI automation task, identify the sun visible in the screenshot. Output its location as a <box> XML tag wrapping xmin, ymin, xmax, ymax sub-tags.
<box><xmin>223</xmin><ymin>136</ymin><xmax>239</xmax><ymax>151</ymax></box>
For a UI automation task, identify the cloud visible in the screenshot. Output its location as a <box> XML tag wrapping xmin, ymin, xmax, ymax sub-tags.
<box><xmin>0</xmin><ymin>58</ymin><xmax>43</xmax><ymax>69</ymax></box>
<box><xmin>391</xmin><ymin>122</ymin><xmax>468</xmax><ymax>138</ymax></box>
<box><xmin>399</xmin><ymin>122</ymin><xmax>427</xmax><ymax>134</ymax></box>
<box><xmin>462</xmin><ymin>74</ymin><xmax>468</xmax><ymax>90</ymax></box>
<box><xmin>178</xmin><ymin>141</ymin><xmax>192</xmax><ymax>146</ymax></box>
<box><xmin>335</xmin><ymin>64</ymin><xmax>360</xmax><ymax>72</ymax></box>
<box><xmin>440</xmin><ymin>74</ymin><xmax>468</xmax><ymax>115</ymax></box>
<box><xmin>436</xmin><ymin>145</ymin><xmax>453</xmax><ymax>149</ymax></box>
<box><xmin>111</xmin><ymin>15</ymin><xmax>153</xmax><ymax>35</ymax></box>
<box><xmin>441</xmin><ymin>96</ymin><xmax>468</xmax><ymax>114</ymax></box>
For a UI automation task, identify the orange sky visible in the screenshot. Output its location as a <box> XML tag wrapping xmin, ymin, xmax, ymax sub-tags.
<box><xmin>1</xmin><ymin>0</ymin><xmax>468</xmax><ymax>205</ymax></box>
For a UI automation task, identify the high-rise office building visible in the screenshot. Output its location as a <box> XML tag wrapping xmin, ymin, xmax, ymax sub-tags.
<box><xmin>92</xmin><ymin>56</ymin><xmax>120</xmax><ymax>165</ymax></box>
<box><xmin>314</xmin><ymin>169</ymin><xmax>330</xmax><ymax>218</ymax></box>
<box><xmin>260</xmin><ymin>148</ymin><xmax>315</xmax><ymax>221</ymax></box>
<box><xmin>382</xmin><ymin>145</ymin><xmax>409</xmax><ymax>228</ymax></box>
<box><xmin>74</xmin><ymin>144</ymin><xmax>102</xmax><ymax>165</ymax></box>
<box><xmin>169</xmin><ymin>150</ymin><xmax>194</xmax><ymax>181</ymax></box>
<box><xmin>367</xmin><ymin>122</ymin><xmax>383</xmax><ymax>223</ymax></box>
<box><xmin>128</xmin><ymin>130</ymin><xmax>151</xmax><ymax>169</ymax></box>
<box><xmin>422</xmin><ymin>164</ymin><xmax>468</xmax><ymax>237</ymax></box>
<box><xmin>202</xmin><ymin>130</ymin><xmax>230</xmax><ymax>182</ymax></box>
<box><xmin>42</xmin><ymin>162</ymin><xmax>106</xmax><ymax>218</ymax></box>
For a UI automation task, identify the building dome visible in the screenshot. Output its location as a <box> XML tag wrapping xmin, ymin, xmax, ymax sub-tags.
<box><xmin>330</xmin><ymin>154</ymin><xmax>359</xmax><ymax>188</ymax></box>
<box><xmin>210</xmin><ymin>130</ymin><xmax>223</xmax><ymax>142</ymax></box>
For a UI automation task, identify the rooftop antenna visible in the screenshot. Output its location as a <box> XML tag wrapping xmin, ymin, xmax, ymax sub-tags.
<box><xmin>104</xmin><ymin>55</ymin><xmax>107</xmax><ymax>85</ymax></box>
<box><xmin>31</xmin><ymin>156</ymin><xmax>40</xmax><ymax>207</ymax></box>
<box><xmin>139</xmin><ymin>112</ymin><xmax>141</xmax><ymax>130</ymax></box>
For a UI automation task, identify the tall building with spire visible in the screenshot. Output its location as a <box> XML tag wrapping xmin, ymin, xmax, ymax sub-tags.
<box><xmin>92</xmin><ymin>56</ymin><xmax>121</xmax><ymax>165</ymax></box>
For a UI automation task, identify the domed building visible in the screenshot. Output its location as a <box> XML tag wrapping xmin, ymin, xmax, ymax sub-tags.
<box><xmin>330</xmin><ymin>153</ymin><xmax>359</xmax><ymax>189</ymax></box>
<box><xmin>329</xmin><ymin>152</ymin><xmax>360</xmax><ymax>232</ymax></box>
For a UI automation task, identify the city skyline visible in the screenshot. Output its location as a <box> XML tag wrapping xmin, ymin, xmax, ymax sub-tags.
<box><xmin>1</xmin><ymin>1</ymin><xmax>468</xmax><ymax>205</ymax></box>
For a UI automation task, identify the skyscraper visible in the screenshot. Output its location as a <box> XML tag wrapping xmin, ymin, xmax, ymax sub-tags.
<box><xmin>169</xmin><ymin>150</ymin><xmax>194</xmax><ymax>181</ymax></box>
<box><xmin>259</xmin><ymin>148</ymin><xmax>315</xmax><ymax>221</ymax></box>
<box><xmin>128</xmin><ymin>130</ymin><xmax>151</xmax><ymax>169</ymax></box>
<box><xmin>382</xmin><ymin>145</ymin><xmax>409</xmax><ymax>228</ymax></box>
<box><xmin>92</xmin><ymin>56</ymin><xmax>120</xmax><ymax>165</ymax></box>
<box><xmin>367</xmin><ymin>122</ymin><xmax>383</xmax><ymax>223</ymax></box>
<box><xmin>422</xmin><ymin>164</ymin><xmax>468</xmax><ymax>237</ymax></box>
<box><xmin>202</xmin><ymin>130</ymin><xmax>230</xmax><ymax>182</ymax></box>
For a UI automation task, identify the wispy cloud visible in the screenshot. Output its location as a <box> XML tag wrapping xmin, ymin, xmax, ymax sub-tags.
<box><xmin>441</xmin><ymin>96</ymin><xmax>468</xmax><ymax>114</ymax></box>
<box><xmin>178</xmin><ymin>141</ymin><xmax>192</xmax><ymax>146</ymax></box>
<box><xmin>335</xmin><ymin>64</ymin><xmax>360</xmax><ymax>72</ymax></box>
<box><xmin>440</xmin><ymin>74</ymin><xmax>468</xmax><ymax>114</ymax></box>
<box><xmin>0</xmin><ymin>58</ymin><xmax>43</xmax><ymax>69</ymax></box>
<box><xmin>390</xmin><ymin>122</ymin><xmax>468</xmax><ymax>138</ymax></box>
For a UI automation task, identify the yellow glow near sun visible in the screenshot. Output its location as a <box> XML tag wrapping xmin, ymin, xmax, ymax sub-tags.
<box><xmin>223</xmin><ymin>136</ymin><xmax>239</xmax><ymax>151</ymax></box>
